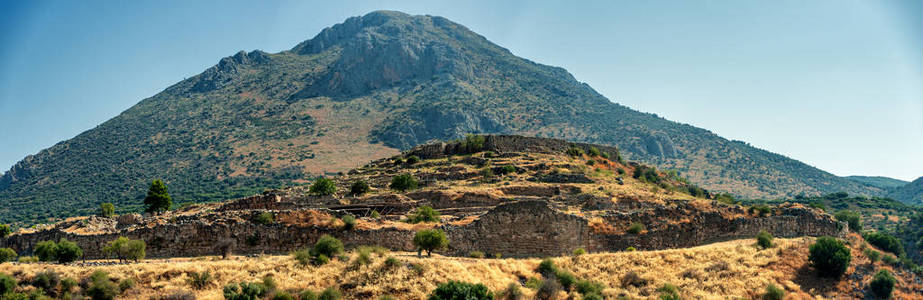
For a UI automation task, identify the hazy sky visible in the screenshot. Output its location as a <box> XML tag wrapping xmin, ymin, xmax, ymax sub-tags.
<box><xmin>1</xmin><ymin>0</ymin><xmax>921</xmax><ymax>181</ymax></box>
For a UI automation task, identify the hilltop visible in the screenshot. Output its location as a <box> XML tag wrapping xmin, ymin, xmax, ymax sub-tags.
<box><xmin>0</xmin><ymin>10</ymin><xmax>883</xmax><ymax>225</ymax></box>
<box><xmin>889</xmin><ymin>177</ymin><xmax>923</xmax><ymax>206</ymax></box>
<box><xmin>1</xmin><ymin>135</ymin><xmax>919</xmax><ymax>299</ymax></box>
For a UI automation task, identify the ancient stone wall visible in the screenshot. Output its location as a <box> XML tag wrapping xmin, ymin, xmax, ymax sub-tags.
<box><xmin>406</xmin><ymin>135</ymin><xmax>621</xmax><ymax>160</ymax></box>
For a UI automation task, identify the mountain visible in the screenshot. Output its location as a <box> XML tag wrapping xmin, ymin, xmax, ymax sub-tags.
<box><xmin>0</xmin><ymin>10</ymin><xmax>883</xmax><ymax>225</ymax></box>
<box><xmin>845</xmin><ymin>176</ymin><xmax>909</xmax><ymax>189</ymax></box>
<box><xmin>888</xmin><ymin>177</ymin><xmax>923</xmax><ymax>205</ymax></box>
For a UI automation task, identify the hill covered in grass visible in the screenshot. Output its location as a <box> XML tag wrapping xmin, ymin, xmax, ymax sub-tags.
<box><xmin>0</xmin><ymin>10</ymin><xmax>883</xmax><ymax>225</ymax></box>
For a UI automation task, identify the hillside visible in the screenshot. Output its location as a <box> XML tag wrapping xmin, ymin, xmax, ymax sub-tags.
<box><xmin>889</xmin><ymin>177</ymin><xmax>923</xmax><ymax>206</ymax></box>
<box><xmin>0</xmin><ymin>10</ymin><xmax>882</xmax><ymax>225</ymax></box>
<box><xmin>0</xmin><ymin>136</ymin><xmax>918</xmax><ymax>299</ymax></box>
<box><xmin>846</xmin><ymin>176</ymin><xmax>909</xmax><ymax>190</ymax></box>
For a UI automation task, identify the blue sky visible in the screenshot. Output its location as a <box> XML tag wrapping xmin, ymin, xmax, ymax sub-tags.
<box><xmin>1</xmin><ymin>0</ymin><xmax>921</xmax><ymax>181</ymax></box>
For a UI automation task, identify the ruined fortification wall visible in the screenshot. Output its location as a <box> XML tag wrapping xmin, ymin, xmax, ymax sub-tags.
<box><xmin>407</xmin><ymin>135</ymin><xmax>621</xmax><ymax>159</ymax></box>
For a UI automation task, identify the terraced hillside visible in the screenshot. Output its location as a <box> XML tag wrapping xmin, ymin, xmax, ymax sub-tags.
<box><xmin>0</xmin><ymin>10</ymin><xmax>882</xmax><ymax>225</ymax></box>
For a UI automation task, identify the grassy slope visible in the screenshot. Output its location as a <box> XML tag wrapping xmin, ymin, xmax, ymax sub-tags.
<box><xmin>1</xmin><ymin>237</ymin><xmax>920</xmax><ymax>299</ymax></box>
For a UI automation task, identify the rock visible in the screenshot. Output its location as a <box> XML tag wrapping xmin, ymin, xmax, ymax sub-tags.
<box><xmin>117</xmin><ymin>214</ymin><xmax>143</xmax><ymax>229</ymax></box>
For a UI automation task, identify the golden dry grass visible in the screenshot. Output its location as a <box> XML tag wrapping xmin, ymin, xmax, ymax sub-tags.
<box><xmin>6</xmin><ymin>237</ymin><xmax>916</xmax><ymax>300</ymax></box>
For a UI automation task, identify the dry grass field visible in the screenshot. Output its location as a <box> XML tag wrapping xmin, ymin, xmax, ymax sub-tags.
<box><xmin>2</xmin><ymin>236</ymin><xmax>919</xmax><ymax>299</ymax></box>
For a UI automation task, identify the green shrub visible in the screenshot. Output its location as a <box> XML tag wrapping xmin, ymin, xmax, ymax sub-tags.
<box><xmin>586</xmin><ymin>159</ymin><xmax>595</xmax><ymax>165</ymax></box>
<box><xmin>313</xmin><ymin>235</ymin><xmax>344</xmax><ymax>259</ymax></box>
<box><xmin>143</xmin><ymin>179</ymin><xmax>172</xmax><ymax>214</ymax></box>
<box><xmin>18</xmin><ymin>256</ymin><xmax>38</xmax><ymax>263</ymax></box>
<box><xmin>55</xmin><ymin>239</ymin><xmax>83</xmax><ymax>264</ymax></box>
<box><xmin>313</xmin><ymin>254</ymin><xmax>330</xmax><ymax>266</ymax></box>
<box><xmin>583</xmin><ymin>293</ymin><xmax>604</xmax><ymax>300</ymax></box>
<box><xmin>407</xmin><ymin>206</ymin><xmax>440</xmax><ymax>223</ymax></box>
<box><xmin>413</xmin><ymin>229</ymin><xmax>448</xmax><ymax>257</ymax></box>
<box><xmin>223</xmin><ymin>281</ymin><xmax>268</xmax><ymax>300</ymax></box>
<box><xmin>536</xmin><ymin>259</ymin><xmax>558</xmax><ymax>276</ymax></box>
<box><xmin>309</xmin><ymin>177</ymin><xmax>337</xmax><ymax>196</ymax></box>
<box><xmin>390</xmin><ymin>174</ymin><xmax>419</xmax><ymax>192</ymax></box>
<box><xmin>85</xmin><ymin>271</ymin><xmax>119</xmax><ymax>300</ymax></box>
<box><xmin>524</xmin><ymin>277</ymin><xmax>543</xmax><ymax>290</ymax></box>
<box><xmin>555</xmin><ymin>271</ymin><xmax>575</xmax><ymax>290</ymax></box>
<box><xmin>627</xmin><ymin>223</ymin><xmax>644</xmax><ymax>234</ymax></box>
<box><xmin>383</xmin><ymin>256</ymin><xmax>401</xmax><ymax>269</ymax></box>
<box><xmin>0</xmin><ymin>248</ymin><xmax>16</xmax><ymax>263</ymax></box>
<box><xmin>370</xmin><ymin>210</ymin><xmax>380</xmax><ymax>219</ymax></box>
<box><xmin>808</xmin><ymin>237</ymin><xmax>851</xmax><ymax>278</ymax></box>
<box><xmin>61</xmin><ymin>277</ymin><xmax>77</xmax><ymax>294</ymax></box>
<box><xmin>318</xmin><ymin>287</ymin><xmax>341</xmax><ymax>300</ymax></box>
<box><xmin>864</xmin><ymin>248</ymin><xmax>881</xmax><ymax>263</ymax></box>
<box><xmin>118</xmin><ymin>278</ymin><xmax>135</xmax><ymax>292</ymax></box>
<box><xmin>756</xmin><ymin>230</ymin><xmax>773</xmax><ymax>249</ymax></box>
<box><xmin>468</xmin><ymin>251</ymin><xmax>485</xmax><ymax>259</ymax></box>
<box><xmin>750</xmin><ymin>205</ymin><xmax>772</xmax><ymax>217</ymax></box>
<box><xmin>762</xmin><ymin>284</ymin><xmax>785</xmax><ymax>300</ymax></box>
<box><xmin>254</xmin><ymin>212</ymin><xmax>274</xmax><ymax>225</ymax></box>
<box><xmin>99</xmin><ymin>203</ymin><xmax>115</xmax><ymax>218</ymax></box>
<box><xmin>576</xmin><ymin>280</ymin><xmax>604</xmax><ymax>295</ymax></box>
<box><xmin>271</xmin><ymin>291</ymin><xmax>294</xmax><ymax>300</ymax></box>
<box><xmin>497</xmin><ymin>165</ymin><xmax>517</xmax><ymax>175</ymax></box>
<box><xmin>349</xmin><ymin>180</ymin><xmax>370</xmax><ymax>196</ymax></box>
<box><xmin>601</xmin><ymin>152</ymin><xmax>610</xmax><ymax>159</ymax></box>
<box><xmin>834</xmin><ymin>210</ymin><xmax>862</xmax><ymax>232</ymax></box>
<box><xmin>870</xmin><ymin>269</ymin><xmax>895</xmax><ymax>298</ymax></box>
<box><xmin>0</xmin><ymin>273</ymin><xmax>16</xmax><ymax>295</ymax></box>
<box><xmin>882</xmin><ymin>254</ymin><xmax>897</xmax><ymax>265</ymax></box>
<box><xmin>536</xmin><ymin>278</ymin><xmax>562</xmax><ymax>300</ymax></box>
<box><xmin>588</xmin><ymin>147</ymin><xmax>601</xmax><ymax>157</ymax></box>
<box><xmin>657</xmin><ymin>283</ymin><xmax>680</xmax><ymax>300</ymax></box>
<box><xmin>864</xmin><ymin>232</ymin><xmax>904</xmax><ymax>256</ymax></box>
<box><xmin>461</xmin><ymin>134</ymin><xmax>486</xmax><ymax>153</ymax></box>
<box><xmin>32</xmin><ymin>270</ymin><xmax>60</xmax><ymax>296</ymax></box>
<box><xmin>34</xmin><ymin>241</ymin><xmax>58</xmax><ymax>262</ymax></box>
<box><xmin>186</xmin><ymin>271</ymin><xmax>212</xmax><ymax>290</ymax></box>
<box><xmin>626</xmin><ymin>246</ymin><xmax>636</xmax><ymax>251</ymax></box>
<box><xmin>0</xmin><ymin>224</ymin><xmax>10</xmax><ymax>238</ymax></box>
<box><xmin>102</xmin><ymin>237</ymin><xmax>146</xmax><ymax>262</ymax></box>
<box><xmin>299</xmin><ymin>290</ymin><xmax>318</xmax><ymax>300</ymax></box>
<box><xmin>354</xmin><ymin>248</ymin><xmax>372</xmax><ymax>267</ymax></box>
<box><xmin>341</xmin><ymin>215</ymin><xmax>356</xmax><ymax>230</ymax></box>
<box><xmin>566</xmin><ymin>146</ymin><xmax>585</xmax><ymax>157</ymax></box>
<box><xmin>405</xmin><ymin>155</ymin><xmax>421</xmax><ymax>164</ymax></box>
<box><xmin>292</xmin><ymin>249</ymin><xmax>312</xmax><ymax>266</ymax></box>
<box><xmin>573</xmin><ymin>248</ymin><xmax>586</xmax><ymax>256</ymax></box>
<box><xmin>428</xmin><ymin>280</ymin><xmax>493</xmax><ymax>300</ymax></box>
<box><xmin>500</xmin><ymin>282</ymin><xmax>522</xmax><ymax>300</ymax></box>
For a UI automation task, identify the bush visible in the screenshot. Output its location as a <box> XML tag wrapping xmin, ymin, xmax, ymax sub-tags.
<box><xmin>627</xmin><ymin>223</ymin><xmax>644</xmax><ymax>234</ymax></box>
<box><xmin>497</xmin><ymin>165</ymin><xmax>517</xmax><ymax>175</ymax></box>
<box><xmin>657</xmin><ymin>283</ymin><xmax>680</xmax><ymax>300</ymax></box>
<box><xmin>882</xmin><ymin>254</ymin><xmax>897</xmax><ymax>265</ymax></box>
<box><xmin>271</xmin><ymin>291</ymin><xmax>294</xmax><ymax>300</ymax></box>
<box><xmin>313</xmin><ymin>235</ymin><xmax>344</xmax><ymax>259</ymax></box>
<box><xmin>292</xmin><ymin>249</ymin><xmax>312</xmax><ymax>266</ymax></box>
<box><xmin>390</xmin><ymin>174</ymin><xmax>419</xmax><ymax>192</ymax></box>
<box><xmin>428</xmin><ymin>280</ymin><xmax>493</xmax><ymax>300</ymax></box>
<box><xmin>318</xmin><ymin>287</ymin><xmax>341</xmax><ymax>300</ymax></box>
<box><xmin>0</xmin><ymin>248</ymin><xmax>16</xmax><ymax>263</ymax></box>
<box><xmin>0</xmin><ymin>224</ymin><xmax>10</xmax><ymax>238</ymax></box>
<box><xmin>103</xmin><ymin>237</ymin><xmax>146</xmax><ymax>262</ymax></box>
<box><xmin>186</xmin><ymin>271</ymin><xmax>212</xmax><ymax>290</ymax></box>
<box><xmin>555</xmin><ymin>271</ymin><xmax>575</xmax><ymax>290</ymax></box>
<box><xmin>750</xmin><ymin>205</ymin><xmax>772</xmax><ymax>217</ymax></box>
<box><xmin>0</xmin><ymin>273</ymin><xmax>16</xmax><ymax>295</ymax></box>
<box><xmin>524</xmin><ymin>277</ymin><xmax>543</xmax><ymax>290</ymax></box>
<box><xmin>864</xmin><ymin>248</ymin><xmax>881</xmax><ymax>263</ymax></box>
<box><xmin>254</xmin><ymin>212</ymin><xmax>274</xmax><ymax>225</ymax></box>
<box><xmin>536</xmin><ymin>278</ymin><xmax>562</xmax><ymax>300</ymax></box>
<box><xmin>32</xmin><ymin>270</ymin><xmax>60</xmax><ymax>296</ymax></box>
<box><xmin>762</xmin><ymin>284</ymin><xmax>785</xmax><ymax>300</ymax></box>
<box><xmin>61</xmin><ymin>277</ymin><xmax>77</xmax><ymax>294</ymax></box>
<box><xmin>408</xmin><ymin>206</ymin><xmax>440</xmax><ymax>223</ymax></box>
<box><xmin>405</xmin><ymin>155</ymin><xmax>421</xmax><ymax>165</ymax></box>
<box><xmin>413</xmin><ymin>229</ymin><xmax>448</xmax><ymax>257</ymax></box>
<box><xmin>310</xmin><ymin>177</ymin><xmax>337</xmax><ymax>196</ymax></box>
<box><xmin>299</xmin><ymin>290</ymin><xmax>318</xmax><ymax>300</ymax></box>
<box><xmin>573</xmin><ymin>248</ymin><xmax>586</xmax><ymax>256</ymax></box>
<box><xmin>756</xmin><ymin>230</ymin><xmax>773</xmax><ymax>249</ymax></box>
<box><xmin>119</xmin><ymin>278</ymin><xmax>135</xmax><ymax>292</ymax></box>
<box><xmin>588</xmin><ymin>147</ymin><xmax>601</xmax><ymax>157</ymax></box>
<box><xmin>808</xmin><ymin>236</ymin><xmax>851</xmax><ymax>278</ymax></box>
<box><xmin>870</xmin><ymin>269</ymin><xmax>895</xmax><ymax>298</ymax></box>
<box><xmin>144</xmin><ymin>179</ymin><xmax>172</xmax><ymax>214</ymax></box>
<box><xmin>500</xmin><ymin>282</ymin><xmax>523</xmax><ymax>300</ymax></box>
<box><xmin>468</xmin><ymin>251</ymin><xmax>485</xmax><ymax>259</ymax></box>
<box><xmin>536</xmin><ymin>259</ymin><xmax>558</xmax><ymax>276</ymax></box>
<box><xmin>834</xmin><ymin>210</ymin><xmax>862</xmax><ymax>232</ymax></box>
<box><xmin>85</xmin><ymin>271</ymin><xmax>119</xmax><ymax>300</ymax></box>
<box><xmin>34</xmin><ymin>241</ymin><xmax>58</xmax><ymax>262</ymax></box>
<box><xmin>461</xmin><ymin>134</ymin><xmax>486</xmax><ymax>153</ymax></box>
<box><xmin>576</xmin><ymin>280</ymin><xmax>603</xmax><ymax>295</ymax></box>
<box><xmin>341</xmin><ymin>215</ymin><xmax>356</xmax><ymax>230</ymax></box>
<box><xmin>864</xmin><ymin>232</ymin><xmax>904</xmax><ymax>256</ymax></box>
<box><xmin>370</xmin><ymin>210</ymin><xmax>380</xmax><ymax>219</ymax></box>
<box><xmin>383</xmin><ymin>256</ymin><xmax>401</xmax><ymax>269</ymax></box>
<box><xmin>354</xmin><ymin>247</ymin><xmax>372</xmax><ymax>267</ymax></box>
<box><xmin>223</xmin><ymin>281</ymin><xmax>269</xmax><ymax>300</ymax></box>
<box><xmin>349</xmin><ymin>180</ymin><xmax>370</xmax><ymax>196</ymax></box>
<box><xmin>99</xmin><ymin>203</ymin><xmax>115</xmax><ymax>218</ymax></box>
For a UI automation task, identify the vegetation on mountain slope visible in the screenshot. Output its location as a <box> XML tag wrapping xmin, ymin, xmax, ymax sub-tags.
<box><xmin>845</xmin><ymin>175</ymin><xmax>909</xmax><ymax>190</ymax></box>
<box><xmin>0</xmin><ymin>10</ymin><xmax>883</xmax><ymax>225</ymax></box>
<box><xmin>888</xmin><ymin>177</ymin><xmax>923</xmax><ymax>206</ymax></box>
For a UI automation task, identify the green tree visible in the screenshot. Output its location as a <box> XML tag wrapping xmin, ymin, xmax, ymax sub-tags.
<box><xmin>55</xmin><ymin>238</ymin><xmax>83</xmax><ymax>264</ymax></box>
<box><xmin>34</xmin><ymin>240</ymin><xmax>59</xmax><ymax>262</ymax></box>
<box><xmin>310</xmin><ymin>177</ymin><xmax>336</xmax><ymax>196</ymax></box>
<box><xmin>143</xmin><ymin>179</ymin><xmax>172</xmax><ymax>214</ymax></box>
<box><xmin>408</xmin><ymin>206</ymin><xmax>440</xmax><ymax>223</ymax></box>
<box><xmin>390</xmin><ymin>174</ymin><xmax>419</xmax><ymax>192</ymax></box>
<box><xmin>0</xmin><ymin>248</ymin><xmax>16</xmax><ymax>263</ymax></box>
<box><xmin>428</xmin><ymin>280</ymin><xmax>493</xmax><ymax>300</ymax></box>
<box><xmin>103</xmin><ymin>237</ymin><xmax>146</xmax><ymax>262</ymax></box>
<box><xmin>869</xmin><ymin>269</ymin><xmax>895</xmax><ymax>298</ymax></box>
<box><xmin>413</xmin><ymin>229</ymin><xmax>448</xmax><ymax>257</ymax></box>
<box><xmin>0</xmin><ymin>224</ymin><xmax>11</xmax><ymax>238</ymax></box>
<box><xmin>834</xmin><ymin>210</ymin><xmax>862</xmax><ymax>232</ymax></box>
<box><xmin>0</xmin><ymin>273</ymin><xmax>16</xmax><ymax>295</ymax></box>
<box><xmin>756</xmin><ymin>230</ymin><xmax>773</xmax><ymax>249</ymax></box>
<box><xmin>864</xmin><ymin>232</ymin><xmax>904</xmax><ymax>256</ymax></box>
<box><xmin>808</xmin><ymin>237</ymin><xmax>851</xmax><ymax>278</ymax></box>
<box><xmin>99</xmin><ymin>203</ymin><xmax>115</xmax><ymax>217</ymax></box>
<box><xmin>349</xmin><ymin>180</ymin><xmax>370</xmax><ymax>196</ymax></box>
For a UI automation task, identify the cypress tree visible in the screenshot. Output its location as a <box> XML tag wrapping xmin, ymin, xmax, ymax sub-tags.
<box><xmin>144</xmin><ymin>179</ymin><xmax>172</xmax><ymax>214</ymax></box>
